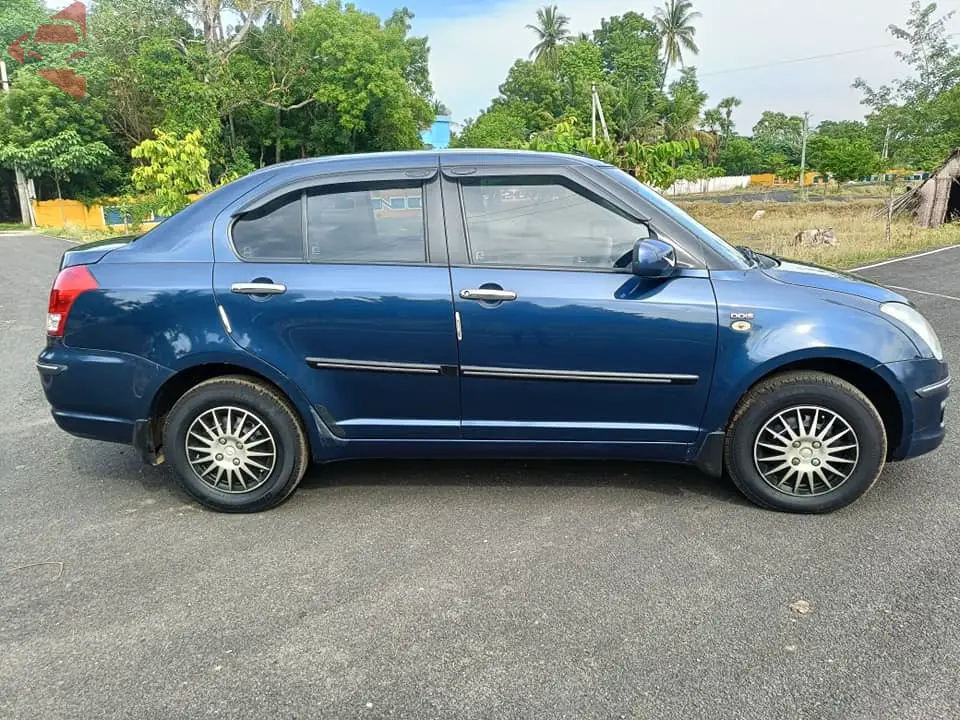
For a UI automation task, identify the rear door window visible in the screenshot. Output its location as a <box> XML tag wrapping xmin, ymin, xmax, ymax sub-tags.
<box><xmin>306</xmin><ymin>182</ymin><xmax>426</xmax><ymax>264</ymax></box>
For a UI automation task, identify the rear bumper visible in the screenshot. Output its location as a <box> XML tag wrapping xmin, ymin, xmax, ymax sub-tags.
<box><xmin>38</xmin><ymin>344</ymin><xmax>170</xmax><ymax>463</ymax></box>
<box><xmin>52</xmin><ymin>408</ymin><xmax>136</xmax><ymax>444</ymax></box>
<box><xmin>883</xmin><ymin>359</ymin><xmax>949</xmax><ymax>461</ymax></box>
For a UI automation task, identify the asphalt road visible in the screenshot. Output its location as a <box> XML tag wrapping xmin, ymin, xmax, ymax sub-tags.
<box><xmin>1</xmin><ymin>231</ymin><xmax>958</xmax><ymax>720</ymax></box>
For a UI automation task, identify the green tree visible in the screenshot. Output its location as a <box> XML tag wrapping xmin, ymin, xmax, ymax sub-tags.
<box><xmin>810</xmin><ymin>137</ymin><xmax>883</xmax><ymax>184</ymax></box>
<box><xmin>854</xmin><ymin>1</ymin><xmax>960</xmax><ymax>168</ymax></box>
<box><xmin>526</xmin><ymin>5</ymin><xmax>572</xmax><ymax>69</ymax></box>
<box><xmin>718</xmin><ymin>137</ymin><xmax>763</xmax><ymax>175</ymax></box>
<box><xmin>611</xmin><ymin>82</ymin><xmax>660</xmax><ymax>143</ymax></box>
<box><xmin>0</xmin><ymin>71</ymin><xmax>123</xmax><ymax>198</ymax></box>
<box><xmin>0</xmin><ymin>0</ymin><xmax>46</xmax><ymax>50</ymax></box>
<box><xmin>716</xmin><ymin>96</ymin><xmax>741</xmax><ymax>149</ymax></box>
<box><xmin>0</xmin><ymin>130</ymin><xmax>113</xmax><ymax>224</ymax></box>
<box><xmin>287</xmin><ymin>2</ymin><xmax>432</xmax><ymax>155</ymax></box>
<box><xmin>593</xmin><ymin>12</ymin><xmax>663</xmax><ymax>92</ymax></box>
<box><xmin>653</xmin><ymin>0</ymin><xmax>702</xmax><ymax>82</ymax></box>
<box><xmin>659</xmin><ymin>67</ymin><xmax>706</xmax><ymax>141</ymax></box>
<box><xmin>479</xmin><ymin>59</ymin><xmax>566</xmax><ymax>139</ymax></box>
<box><xmin>752</xmin><ymin>111</ymin><xmax>805</xmax><ymax>170</ymax></box>
<box><xmin>131</xmin><ymin>129</ymin><xmax>212</xmax><ymax>215</ymax></box>
<box><xmin>84</xmin><ymin>0</ymin><xmax>194</xmax><ymax>153</ymax></box>
<box><xmin>815</xmin><ymin>120</ymin><xmax>871</xmax><ymax>143</ymax></box>
<box><xmin>455</xmin><ymin>105</ymin><xmax>530</xmax><ymax>148</ymax></box>
<box><xmin>806</xmin><ymin>134</ymin><xmax>836</xmax><ymax>186</ymax></box>
<box><xmin>129</xmin><ymin>37</ymin><xmax>222</xmax><ymax>157</ymax></box>
<box><xmin>557</xmin><ymin>39</ymin><xmax>605</xmax><ymax>126</ymax></box>
<box><xmin>524</xmin><ymin>116</ymin><xmax>698</xmax><ymax>189</ymax></box>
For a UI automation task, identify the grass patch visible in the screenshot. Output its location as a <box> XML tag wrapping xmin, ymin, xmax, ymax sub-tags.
<box><xmin>670</xmin><ymin>182</ymin><xmax>895</xmax><ymax>202</ymax></box>
<box><xmin>0</xmin><ymin>222</ymin><xmax>27</xmax><ymax>231</ymax></box>
<box><xmin>680</xmin><ymin>199</ymin><xmax>960</xmax><ymax>269</ymax></box>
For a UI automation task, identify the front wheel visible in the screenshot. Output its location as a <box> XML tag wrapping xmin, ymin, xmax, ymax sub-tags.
<box><xmin>163</xmin><ymin>376</ymin><xmax>309</xmax><ymax>512</ymax></box>
<box><xmin>724</xmin><ymin>371</ymin><xmax>887</xmax><ymax>513</ymax></box>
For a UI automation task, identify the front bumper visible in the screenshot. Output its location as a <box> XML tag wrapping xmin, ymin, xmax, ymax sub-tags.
<box><xmin>883</xmin><ymin>358</ymin><xmax>949</xmax><ymax>461</ymax></box>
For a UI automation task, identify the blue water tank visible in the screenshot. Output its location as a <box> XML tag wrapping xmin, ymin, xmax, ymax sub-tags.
<box><xmin>420</xmin><ymin>116</ymin><xmax>452</xmax><ymax>149</ymax></box>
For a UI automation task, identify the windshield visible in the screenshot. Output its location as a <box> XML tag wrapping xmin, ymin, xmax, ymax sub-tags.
<box><xmin>602</xmin><ymin>167</ymin><xmax>751</xmax><ymax>269</ymax></box>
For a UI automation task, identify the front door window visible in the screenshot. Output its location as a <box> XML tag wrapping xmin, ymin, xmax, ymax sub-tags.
<box><xmin>460</xmin><ymin>177</ymin><xmax>648</xmax><ymax>270</ymax></box>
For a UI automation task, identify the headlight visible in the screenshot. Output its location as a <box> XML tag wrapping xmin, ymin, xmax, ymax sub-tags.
<box><xmin>880</xmin><ymin>302</ymin><xmax>944</xmax><ymax>361</ymax></box>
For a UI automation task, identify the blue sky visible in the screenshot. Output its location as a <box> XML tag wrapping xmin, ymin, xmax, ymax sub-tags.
<box><xmin>348</xmin><ymin>0</ymin><xmax>960</xmax><ymax>135</ymax></box>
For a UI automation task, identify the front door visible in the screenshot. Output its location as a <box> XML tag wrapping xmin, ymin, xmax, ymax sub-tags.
<box><xmin>443</xmin><ymin>168</ymin><xmax>718</xmax><ymax>446</ymax></box>
<box><xmin>213</xmin><ymin>172</ymin><xmax>461</xmax><ymax>439</ymax></box>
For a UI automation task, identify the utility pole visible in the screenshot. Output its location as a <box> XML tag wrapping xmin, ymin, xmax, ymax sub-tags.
<box><xmin>591</xmin><ymin>83</ymin><xmax>597</xmax><ymax>142</ymax></box>
<box><xmin>798</xmin><ymin>112</ymin><xmax>811</xmax><ymax>200</ymax></box>
<box><xmin>881</xmin><ymin>124</ymin><xmax>892</xmax><ymax>161</ymax></box>
<box><xmin>0</xmin><ymin>60</ymin><xmax>36</xmax><ymax>228</ymax></box>
<box><xmin>591</xmin><ymin>84</ymin><xmax>610</xmax><ymax>142</ymax></box>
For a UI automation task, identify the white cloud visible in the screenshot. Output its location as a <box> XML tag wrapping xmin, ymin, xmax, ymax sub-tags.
<box><xmin>416</xmin><ymin>0</ymin><xmax>960</xmax><ymax>134</ymax></box>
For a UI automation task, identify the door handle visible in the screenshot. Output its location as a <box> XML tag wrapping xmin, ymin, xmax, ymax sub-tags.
<box><xmin>460</xmin><ymin>288</ymin><xmax>517</xmax><ymax>302</ymax></box>
<box><xmin>231</xmin><ymin>282</ymin><xmax>287</xmax><ymax>295</ymax></box>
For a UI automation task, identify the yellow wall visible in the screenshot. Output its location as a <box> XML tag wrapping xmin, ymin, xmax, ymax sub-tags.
<box><xmin>749</xmin><ymin>172</ymin><xmax>819</xmax><ymax>187</ymax></box>
<box><xmin>32</xmin><ymin>198</ymin><xmax>178</xmax><ymax>230</ymax></box>
<box><xmin>32</xmin><ymin>199</ymin><xmax>105</xmax><ymax>229</ymax></box>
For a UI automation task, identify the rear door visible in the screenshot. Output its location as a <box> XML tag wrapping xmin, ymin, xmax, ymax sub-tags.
<box><xmin>440</xmin><ymin>161</ymin><xmax>718</xmax><ymax>447</ymax></box>
<box><xmin>212</xmin><ymin>167</ymin><xmax>461</xmax><ymax>440</ymax></box>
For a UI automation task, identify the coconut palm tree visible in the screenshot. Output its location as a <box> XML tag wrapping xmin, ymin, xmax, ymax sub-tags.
<box><xmin>717</xmin><ymin>96</ymin><xmax>742</xmax><ymax>149</ymax></box>
<box><xmin>526</xmin><ymin>5</ymin><xmax>572</xmax><ymax>68</ymax></box>
<box><xmin>653</xmin><ymin>0</ymin><xmax>702</xmax><ymax>80</ymax></box>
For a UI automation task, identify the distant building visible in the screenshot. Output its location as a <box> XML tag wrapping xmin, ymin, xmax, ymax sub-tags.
<box><xmin>421</xmin><ymin>116</ymin><xmax>453</xmax><ymax>149</ymax></box>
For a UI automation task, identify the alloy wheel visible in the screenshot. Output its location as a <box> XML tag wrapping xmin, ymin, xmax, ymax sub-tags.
<box><xmin>184</xmin><ymin>406</ymin><xmax>277</xmax><ymax>494</ymax></box>
<box><xmin>753</xmin><ymin>405</ymin><xmax>860</xmax><ymax>497</ymax></box>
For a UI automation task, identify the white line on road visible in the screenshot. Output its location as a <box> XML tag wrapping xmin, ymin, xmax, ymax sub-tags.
<box><xmin>850</xmin><ymin>244</ymin><xmax>960</xmax><ymax>272</ymax></box>
<box><xmin>884</xmin><ymin>285</ymin><xmax>960</xmax><ymax>303</ymax></box>
<box><xmin>0</xmin><ymin>231</ymin><xmax>80</xmax><ymax>243</ymax></box>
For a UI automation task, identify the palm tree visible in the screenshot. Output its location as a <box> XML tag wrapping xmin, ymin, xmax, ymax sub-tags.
<box><xmin>653</xmin><ymin>0</ymin><xmax>702</xmax><ymax>83</ymax></box>
<box><xmin>717</xmin><ymin>96</ymin><xmax>742</xmax><ymax>149</ymax></box>
<box><xmin>527</xmin><ymin>5</ymin><xmax>572</xmax><ymax>68</ymax></box>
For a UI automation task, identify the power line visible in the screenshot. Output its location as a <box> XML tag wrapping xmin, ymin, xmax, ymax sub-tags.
<box><xmin>699</xmin><ymin>33</ymin><xmax>960</xmax><ymax>78</ymax></box>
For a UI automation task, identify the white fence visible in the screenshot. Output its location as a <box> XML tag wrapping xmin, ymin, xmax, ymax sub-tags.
<box><xmin>663</xmin><ymin>175</ymin><xmax>751</xmax><ymax>197</ymax></box>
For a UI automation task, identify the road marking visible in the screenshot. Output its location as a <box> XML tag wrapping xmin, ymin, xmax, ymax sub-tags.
<box><xmin>884</xmin><ymin>285</ymin><xmax>960</xmax><ymax>303</ymax></box>
<box><xmin>0</xmin><ymin>231</ymin><xmax>80</xmax><ymax>243</ymax></box>
<box><xmin>850</xmin><ymin>244</ymin><xmax>960</xmax><ymax>272</ymax></box>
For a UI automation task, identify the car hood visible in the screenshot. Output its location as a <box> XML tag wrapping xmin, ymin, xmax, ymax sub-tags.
<box><xmin>762</xmin><ymin>259</ymin><xmax>908</xmax><ymax>304</ymax></box>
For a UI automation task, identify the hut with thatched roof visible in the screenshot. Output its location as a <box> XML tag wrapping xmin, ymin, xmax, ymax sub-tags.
<box><xmin>887</xmin><ymin>149</ymin><xmax>960</xmax><ymax>228</ymax></box>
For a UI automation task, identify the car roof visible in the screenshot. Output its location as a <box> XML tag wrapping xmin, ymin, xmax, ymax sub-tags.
<box><xmin>253</xmin><ymin>148</ymin><xmax>608</xmax><ymax>181</ymax></box>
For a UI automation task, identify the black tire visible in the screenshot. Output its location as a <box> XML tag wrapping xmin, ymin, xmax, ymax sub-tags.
<box><xmin>724</xmin><ymin>371</ymin><xmax>887</xmax><ymax>513</ymax></box>
<box><xmin>163</xmin><ymin>375</ymin><xmax>309</xmax><ymax>513</ymax></box>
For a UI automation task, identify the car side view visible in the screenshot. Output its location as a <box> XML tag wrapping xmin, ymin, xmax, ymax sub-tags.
<box><xmin>37</xmin><ymin>150</ymin><xmax>950</xmax><ymax>513</ymax></box>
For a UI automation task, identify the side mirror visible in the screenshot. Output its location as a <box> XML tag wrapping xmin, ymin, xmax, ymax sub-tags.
<box><xmin>631</xmin><ymin>238</ymin><xmax>677</xmax><ymax>278</ymax></box>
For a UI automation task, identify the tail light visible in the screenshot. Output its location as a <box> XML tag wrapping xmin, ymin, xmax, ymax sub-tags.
<box><xmin>47</xmin><ymin>265</ymin><xmax>98</xmax><ymax>336</ymax></box>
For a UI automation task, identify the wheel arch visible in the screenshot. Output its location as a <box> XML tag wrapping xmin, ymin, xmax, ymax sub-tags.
<box><xmin>148</xmin><ymin>355</ymin><xmax>323</xmax><ymax>460</ymax></box>
<box><xmin>717</xmin><ymin>354</ymin><xmax>910</xmax><ymax>460</ymax></box>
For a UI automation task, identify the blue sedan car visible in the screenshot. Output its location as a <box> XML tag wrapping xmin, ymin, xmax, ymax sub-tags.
<box><xmin>38</xmin><ymin>150</ymin><xmax>949</xmax><ymax>513</ymax></box>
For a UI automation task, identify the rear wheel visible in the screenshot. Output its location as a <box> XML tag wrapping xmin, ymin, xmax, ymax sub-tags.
<box><xmin>724</xmin><ymin>371</ymin><xmax>887</xmax><ymax>513</ymax></box>
<box><xmin>163</xmin><ymin>376</ymin><xmax>309</xmax><ymax>512</ymax></box>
